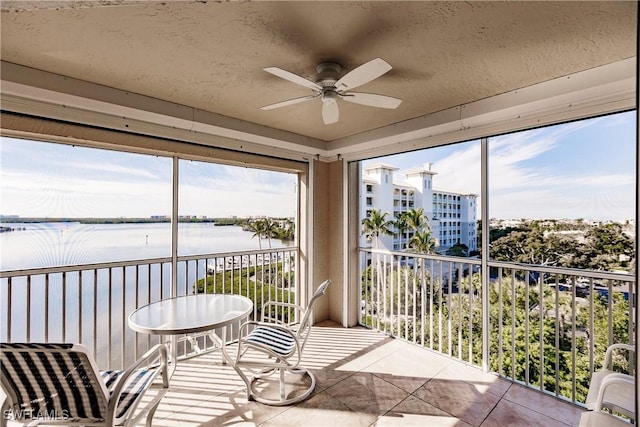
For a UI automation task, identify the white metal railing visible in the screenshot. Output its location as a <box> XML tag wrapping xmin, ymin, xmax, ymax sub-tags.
<box><xmin>359</xmin><ymin>247</ymin><xmax>636</xmax><ymax>407</ymax></box>
<box><xmin>0</xmin><ymin>247</ymin><xmax>298</xmax><ymax>370</ymax></box>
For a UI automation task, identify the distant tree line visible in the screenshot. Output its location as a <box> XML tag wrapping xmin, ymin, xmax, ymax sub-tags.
<box><xmin>362</xmin><ymin>211</ymin><xmax>636</xmax><ymax>274</ymax></box>
<box><xmin>244</xmin><ymin>217</ymin><xmax>295</xmax><ymax>248</ymax></box>
<box><xmin>489</xmin><ymin>220</ymin><xmax>635</xmax><ymax>274</ymax></box>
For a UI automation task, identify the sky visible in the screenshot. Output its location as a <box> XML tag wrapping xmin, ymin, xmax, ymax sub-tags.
<box><xmin>0</xmin><ymin>110</ymin><xmax>636</xmax><ymax>221</ymax></box>
<box><xmin>363</xmin><ymin>110</ymin><xmax>637</xmax><ymax>221</ymax></box>
<box><xmin>0</xmin><ymin>138</ymin><xmax>297</xmax><ymax>218</ymax></box>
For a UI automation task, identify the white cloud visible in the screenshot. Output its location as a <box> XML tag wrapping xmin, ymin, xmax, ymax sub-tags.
<box><xmin>378</xmin><ymin>113</ymin><xmax>634</xmax><ymax>221</ymax></box>
<box><xmin>1</xmin><ymin>137</ymin><xmax>297</xmax><ymax>218</ymax></box>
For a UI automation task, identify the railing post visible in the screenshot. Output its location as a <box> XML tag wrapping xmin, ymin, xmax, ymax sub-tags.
<box><xmin>481</xmin><ymin>137</ymin><xmax>490</xmax><ymax>373</ymax></box>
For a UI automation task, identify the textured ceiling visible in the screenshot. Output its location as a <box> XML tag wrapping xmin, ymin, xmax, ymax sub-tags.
<box><xmin>1</xmin><ymin>1</ymin><xmax>637</xmax><ymax>142</ymax></box>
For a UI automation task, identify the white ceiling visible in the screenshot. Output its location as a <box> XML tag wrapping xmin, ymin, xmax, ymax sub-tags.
<box><xmin>0</xmin><ymin>1</ymin><xmax>637</xmax><ymax>155</ymax></box>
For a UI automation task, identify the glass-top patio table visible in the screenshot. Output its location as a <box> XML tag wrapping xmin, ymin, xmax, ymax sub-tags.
<box><xmin>128</xmin><ymin>293</ymin><xmax>253</xmax><ymax>376</ymax></box>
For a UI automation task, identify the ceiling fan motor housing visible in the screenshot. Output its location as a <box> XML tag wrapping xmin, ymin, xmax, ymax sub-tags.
<box><xmin>315</xmin><ymin>62</ymin><xmax>342</xmax><ymax>87</ymax></box>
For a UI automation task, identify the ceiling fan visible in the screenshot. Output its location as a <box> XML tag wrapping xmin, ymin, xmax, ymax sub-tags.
<box><xmin>260</xmin><ymin>58</ymin><xmax>402</xmax><ymax>125</ymax></box>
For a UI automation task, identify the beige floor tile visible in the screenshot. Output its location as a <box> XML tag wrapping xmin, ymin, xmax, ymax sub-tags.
<box><xmin>259</xmin><ymin>391</ymin><xmax>377</xmax><ymax>427</ymax></box>
<box><xmin>324</xmin><ymin>372</ymin><xmax>410</xmax><ymax>415</ymax></box>
<box><xmin>336</xmin><ymin>339</ymin><xmax>408</xmax><ymax>372</ymax></box>
<box><xmin>413</xmin><ymin>378</ymin><xmax>502</xmax><ymax>427</ymax></box>
<box><xmin>362</xmin><ymin>344</ymin><xmax>452</xmax><ymax>382</ymax></box>
<box><xmin>302</xmin><ymin>327</ymin><xmax>389</xmax><ymax>370</ymax></box>
<box><xmin>311</xmin><ymin>367</ymin><xmax>355</xmax><ymax>393</ymax></box>
<box><xmin>375</xmin><ymin>395</ymin><xmax>473</xmax><ymax>427</ymax></box>
<box><xmin>435</xmin><ymin>362</ymin><xmax>512</xmax><ymax>398</ymax></box>
<box><xmin>480</xmin><ymin>399</ymin><xmax>570</xmax><ymax>427</ymax></box>
<box><xmin>501</xmin><ymin>383</ymin><xmax>585</xmax><ymax>426</ymax></box>
<box><xmin>157</xmin><ymin>388</ymin><xmax>289</xmax><ymax>426</ymax></box>
<box><xmin>371</xmin><ymin>372</ymin><xmax>430</xmax><ymax>394</ymax></box>
<box><xmin>130</xmin><ymin>325</ymin><xmax>582</xmax><ymax>427</ymax></box>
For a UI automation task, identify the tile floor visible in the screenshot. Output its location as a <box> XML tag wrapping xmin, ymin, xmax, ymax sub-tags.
<box><xmin>146</xmin><ymin>321</ymin><xmax>585</xmax><ymax>426</ymax></box>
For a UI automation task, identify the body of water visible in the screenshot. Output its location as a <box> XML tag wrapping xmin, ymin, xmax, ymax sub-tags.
<box><xmin>0</xmin><ymin>222</ymin><xmax>294</xmax><ymax>368</ymax></box>
<box><xmin>0</xmin><ymin>222</ymin><xmax>287</xmax><ymax>271</ymax></box>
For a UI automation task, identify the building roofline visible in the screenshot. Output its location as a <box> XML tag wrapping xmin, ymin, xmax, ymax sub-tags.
<box><xmin>404</xmin><ymin>167</ymin><xmax>438</xmax><ymax>176</ymax></box>
<box><xmin>363</xmin><ymin>162</ymin><xmax>399</xmax><ymax>171</ymax></box>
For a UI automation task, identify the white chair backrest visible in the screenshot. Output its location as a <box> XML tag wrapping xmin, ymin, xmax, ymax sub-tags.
<box><xmin>295</xmin><ymin>279</ymin><xmax>330</xmax><ymax>344</ymax></box>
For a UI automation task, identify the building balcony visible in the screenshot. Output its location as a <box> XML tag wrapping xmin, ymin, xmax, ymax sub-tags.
<box><xmin>1</xmin><ymin>247</ymin><xmax>634</xmax><ymax>425</ymax></box>
<box><xmin>0</xmin><ymin>3</ymin><xmax>636</xmax><ymax>425</ymax></box>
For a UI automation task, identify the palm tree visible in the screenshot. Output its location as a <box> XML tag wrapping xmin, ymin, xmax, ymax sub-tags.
<box><xmin>394</xmin><ymin>212</ymin><xmax>408</xmax><ymax>248</ymax></box>
<box><xmin>246</xmin><ymin>219</ymin><xmax>266</xmax><ymax>249</ymax></box>
<box><xmin>361</xmin><ymin>209</ymin><xmax>394</xmax><ymax>249</ymax></box>
<box><xmin>408</xmin><ymin>229</ymin><xmax>437</xmax><ymax>254</ymax></box>
<box><xmin>396</xmin><ymin>208</ymin><xmax>429</xmax><ymax>250</ymax></box>
<box><xmin>404</xmin><ymin>207</ymin><xmax>429</xmax><ymax>231</ymax></box>
<box><xmin>262</xmin><ymin>218</ymin><xmax>277</xmax><ymax>248</ymax></box>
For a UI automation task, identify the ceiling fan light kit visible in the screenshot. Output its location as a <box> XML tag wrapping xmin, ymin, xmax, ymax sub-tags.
<box><xmin>261</xmin><ymin>58</ymin><xmax>402</xmax><ymax>125</ymax></box>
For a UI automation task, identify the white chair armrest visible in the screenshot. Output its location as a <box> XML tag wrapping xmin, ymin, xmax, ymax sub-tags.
<box><xmin>603</xmin><ymin>343</ymin><xmax>634</xmax><ymax>370</ymax></box>
<box><xmin>107</xmin><ymin>343</ymin><xmax>170</xmax><ymax>419</ymax></box>
<box><xmin>593</xmin><ymin>372</ymin><xmax>635</xmax><ymax>420</ymax></box>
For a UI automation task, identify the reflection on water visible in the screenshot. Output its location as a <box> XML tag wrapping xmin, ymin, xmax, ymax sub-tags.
<box><xmin>0</xmin><ymin>222</ymin><xmax>291</xmax><ymax>368</ymax></box>
<box><xmin>0</xmin><ymin>222</ymin><xmax>286</xmax><ymax>270</ymax></box>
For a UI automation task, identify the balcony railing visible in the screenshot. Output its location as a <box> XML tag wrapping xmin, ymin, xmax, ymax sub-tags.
<box><xmin>359</xmin><ymin>248</ymin><xmax>636</xmax><ymax>407</ymax></box>
<box><xmin>0</xmin><ymin>247</ymin><xmax>298</xmax><ymax>370</ymax></box>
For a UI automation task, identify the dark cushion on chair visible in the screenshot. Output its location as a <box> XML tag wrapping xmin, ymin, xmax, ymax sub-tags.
<box><xmin>0</xmin><ymin>343</ymin><xmax>106</xmax><ymax>422</ymax></box>
<box><xmin>246</xmin><ymin>326</ymin><xmax>296</xmax><ymax>356</ymax></box>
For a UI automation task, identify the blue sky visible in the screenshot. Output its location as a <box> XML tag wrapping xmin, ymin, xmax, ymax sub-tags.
<box><xmin>363</xmin><ymin>110</ymin><xmax>636</xmax><ymax>221</ymax></box>
<box><xmin>0</xmin><ymin>139</ymin><xmax>297</xmax><ymax>218</ymax></box>
<box><xmin>0</xmin><ymin>110</ymin><xmax>636</xmax><ymax>221</ymax></box>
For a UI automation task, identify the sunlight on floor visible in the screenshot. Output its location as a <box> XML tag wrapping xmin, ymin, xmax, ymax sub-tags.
<box><xmin>136</xmin><ymin>324</ymin><xmax>583</xmax><ymax>426</ymax></box>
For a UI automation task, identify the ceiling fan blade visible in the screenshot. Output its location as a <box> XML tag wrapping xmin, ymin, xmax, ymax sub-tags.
<box><xmin>340</xmin><ymin>92</ymin><xmax>402</xmax><ymax>109</ymax></box>
<box><xmin>335</xmin><ymin>58</ymin><xmax>392</xmax><ymax>91</ymax></box>
<box><xmin>322</xmin><ymin>97</ymin><xmax>339</xmax><ymax>124</ymax></box>
<box><xmin>263</xmin><ymin>67</ymin><xmax>323</xmax><ymax>91</ymax></box>
<box><xmin>260</xmin><ymin>95</ymin><xmax>317</xmax><ymax>110</ymax></box>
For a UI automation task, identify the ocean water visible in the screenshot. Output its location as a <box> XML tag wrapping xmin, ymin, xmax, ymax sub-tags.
<box><xmin>0</xmin><ymin>222</ymin><xmax>287</xmax><ymax>271</ymax></box>
<box><xmin>0</xmin><ymin>222</ymin><xmax>292</xmax><ymax>366</ymax></box>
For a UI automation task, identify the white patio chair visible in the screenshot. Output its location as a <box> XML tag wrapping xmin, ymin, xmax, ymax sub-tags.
<box><xmin>0</xmin><ymin>342</ymin><xmax>169</xmax><ymax>427</ymax></box>
<box><xmin>233</xmin><ymin>279</ymin><xmax>330</xmax><ymax>406</ymax></box>
<box><xmin>585</xmin><ymin>343</ymin><xmax>635</xmax><ymax>420</ymax></box>
<box><xmin>580</xmin><ymin>373</ymin><xmax>635</xmax><ymax>426</ymax></box>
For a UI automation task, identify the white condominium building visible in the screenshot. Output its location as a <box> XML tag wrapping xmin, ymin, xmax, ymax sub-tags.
<box><xmin>361</xmin><ymin>162</ymin><xmax>478</xmax><ymax>253</ymax></box>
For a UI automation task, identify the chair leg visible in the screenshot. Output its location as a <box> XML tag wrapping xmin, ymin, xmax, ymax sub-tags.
<box><xmin>248</xmin><ymin>366</ymin><xmax>317</xmax><ymax>406</ymax></box>
<box><xmin>279</xmin><ymin>368</ymin><xmax>286</xmax><ymax>401</ymax></box>
<box><xmin>145</xmin><ymin>400</ymin><xmax>162</xmax><ymax>427</ymax></box>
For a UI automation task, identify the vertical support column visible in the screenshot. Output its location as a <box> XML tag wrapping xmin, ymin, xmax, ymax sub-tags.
<box><xmin>634</xmin><ymin>47</ymin><xmax>639</xmax><ymax>420</ymax></box>
<box><xmin>346</xmin><ymin>161</ymin><xmax>361</xmax><ymax>327</ymax></box>
<box><xmin>298</xmin><ymin>161</ymin><xmax>312</xmax><ymax>314</ymax></box>
<box><xmin>327</xmin><ymin>158</ymin><xmax>345</xmax><ymax>324</ymax></box>
<box><xmin>171</xmin><ymin>156</ymin><xmax>179</xmax><ymax>298</ymax></box>
<box><xmin>342</xmin><ymin>158</ymin><xmax>350</xmax><ymax>326</ymax></box>
<box><xmin>481</xmin><ymin>137</ymin><xmax>490</xmax><ymax>372</ymax></box>
<box><xmin>170</xmin><ymin>156</ymin><xmax>179</xmax><ymax>363</ymax></box>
